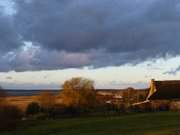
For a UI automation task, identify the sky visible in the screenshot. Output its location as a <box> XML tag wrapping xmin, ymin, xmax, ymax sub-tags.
<box><xmin>0</xmin><ymin>0</ymin><xmax>180</xmax><ymax>89</ymax></box>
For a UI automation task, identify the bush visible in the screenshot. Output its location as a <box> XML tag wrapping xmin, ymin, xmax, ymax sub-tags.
<box><xmin>26</xmin><ymin>102</ymin><xmax>40</xmax><ymax>115</ymax></box>
<box><xmin>169</xmin><ymin>101</ymin><xmax>180</xmax><ymax>111</ymax></box>
<box><xmin>46</xmin><ymin>104</ymin><xmax>94</xmax><ymax>118</ymax></box>
<box><xmin>0</xmin><ymin>104</ymin><xmax>22</xmax><ymax>131</ymax></box>
<box><xmin>150</xmin><ymin>101</ymin><xmax>170</xmax><ymax>111</ymax></box>
<box><xmin>38</xmin><ymin>91</ymin><xmax>56</xmax><ymax>109</ymax></box>
<box><xmin>48</xmin><ymin>104</ymin><xmax>70</xmax><ymax>118</ymax></box>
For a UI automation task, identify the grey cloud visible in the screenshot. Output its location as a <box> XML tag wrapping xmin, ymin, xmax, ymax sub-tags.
<box><xmin>0</xmin><ymin>0</ymin><xmax>180</xmax><ymax>71</ymax></box>
<box><xmin>14</xmin><ymin>0</ymin><xmax>180</xmax><ymax>54</ymax></box>
<box><xmin>164</xmin><ymin>66</ymin><xmax>180</xmax><ymax>75</ymax></box>
<box><xmin>0</xmin><ymin>44</ymin><xmax>93</xmax><ymax>72</ymax></box>
<box><xmin>0</xmin><ymin>12</ymin><xmax>21</xmax><ymax>52</ymax></box>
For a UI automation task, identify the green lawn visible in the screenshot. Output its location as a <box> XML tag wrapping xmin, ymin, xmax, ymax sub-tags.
<box><xmin>2</xmin><ymin>112</ymin><xmax>180</xmax><ymax>135</ymax></box>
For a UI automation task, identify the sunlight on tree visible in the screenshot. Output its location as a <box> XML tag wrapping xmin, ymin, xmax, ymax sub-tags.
<box><xmin>61</xmin><ymin>77</ymin><xmax>96</xmax><ymax>108</ymax></box>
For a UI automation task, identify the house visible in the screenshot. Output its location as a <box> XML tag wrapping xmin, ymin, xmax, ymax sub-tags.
<box><xmin>96</xmin><ymin>89</ymin><xmax>124</xmax><ymax>105</ymax></box>
<box><xmin>134</xmin><ymin>79</ymin><xmax>180</xmax><ymax>110</ymax></box>
<box><xmin>147</xmin><ymin>79</ymin><xmax>180</xmax><ymax>100</ymax></box>
<box><xmin>96</xmin><ymin>89</ymin><xmax>147</xmax><ymax>105</ymax></box>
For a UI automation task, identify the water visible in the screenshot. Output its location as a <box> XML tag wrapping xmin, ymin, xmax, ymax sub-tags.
<box><xmin>5</xmin><ymin>89</ymin><xmax>60</xmax><ymax>96</ymax></box>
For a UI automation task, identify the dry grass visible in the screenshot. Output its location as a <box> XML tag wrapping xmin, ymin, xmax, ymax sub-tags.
<box><xmin>5</xmin><ymin>95</ymin><xmax>62</xmax><ymax>111</ymax></box>
<box><xmin>5</xmin><ymin>96</ymin><xmax>39</xmax><ymax>111</ymax></box>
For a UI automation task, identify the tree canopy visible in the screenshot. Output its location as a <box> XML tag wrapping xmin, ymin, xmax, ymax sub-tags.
<box><xmin>61</xmin><ymin>77</ymin><xmax>96</xmax><ymax>108</ymax></box>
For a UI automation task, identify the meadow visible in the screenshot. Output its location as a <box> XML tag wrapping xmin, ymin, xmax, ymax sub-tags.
<box><xmin>1</xmin><ymin>111</ymin><xmax>180</xmax><ymax>135</ymax></box>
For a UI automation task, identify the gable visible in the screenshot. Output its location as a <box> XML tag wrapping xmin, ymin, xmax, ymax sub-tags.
<box><xmin>147</xmin><ymin>80</ymin><xmax>180</xmax><ymax>100</ymax></box>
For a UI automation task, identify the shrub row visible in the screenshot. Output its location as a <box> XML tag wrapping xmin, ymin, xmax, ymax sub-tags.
<box><xmin>0</xmin><ymin>104</ymin><xmax>22</xmax><ymax>131</ymax></box>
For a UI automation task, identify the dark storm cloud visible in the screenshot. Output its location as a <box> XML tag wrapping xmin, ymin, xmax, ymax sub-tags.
<box><xmin>0</xmin><ymin>12</ymin><xmax>21</xmax><ymax>52</ymax></box>
<box><xmin>0</xmin><ymin>0</ymin><xmax>180</xmax><ymax>71</ymax></box>
<box><xmin>14</xmin><ymin>0</ymin><xmax>180</xmax><ymax>54</ymax></box>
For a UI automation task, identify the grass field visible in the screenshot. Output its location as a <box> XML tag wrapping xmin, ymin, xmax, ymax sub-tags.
<box><xmin>1</xmin><ymin>112</ymin><xmax>180</xmax><ymax>135</ymax></box>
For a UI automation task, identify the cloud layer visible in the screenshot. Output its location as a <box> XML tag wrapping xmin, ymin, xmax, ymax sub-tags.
<box><xmin>0</xmin><ymin>0</ymin><xmax>180</xmax><ymax>71</ymax></box>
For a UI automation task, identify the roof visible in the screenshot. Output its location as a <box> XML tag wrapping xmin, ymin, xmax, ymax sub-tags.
<box><xmin>148</xmin><ymin>80</ymin><xmax>180</xmax><ymax>100</ymax></box>
<box><xmin>132</xmin><ymin>100</ymin><xmax>150</xmax><ymax>106</ymax></box>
